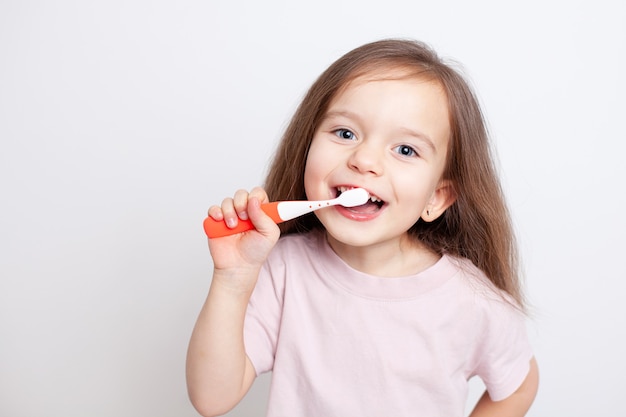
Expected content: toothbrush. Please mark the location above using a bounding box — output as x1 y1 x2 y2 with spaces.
203 188 369 238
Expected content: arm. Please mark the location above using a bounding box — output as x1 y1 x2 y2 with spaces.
186 189 280 417
469 357 539 417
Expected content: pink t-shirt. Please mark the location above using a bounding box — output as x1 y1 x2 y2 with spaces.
244 231 533 417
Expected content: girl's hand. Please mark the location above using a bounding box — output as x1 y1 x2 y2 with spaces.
206 187 280 287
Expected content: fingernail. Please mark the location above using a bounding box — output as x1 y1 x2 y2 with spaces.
239 211 248 220
226 218 236 228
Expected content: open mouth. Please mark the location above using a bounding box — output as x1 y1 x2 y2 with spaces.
336 186 385 212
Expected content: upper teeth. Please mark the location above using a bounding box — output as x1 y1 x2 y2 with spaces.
337 186 382 203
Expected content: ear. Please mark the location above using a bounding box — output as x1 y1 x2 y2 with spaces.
421 180 457 222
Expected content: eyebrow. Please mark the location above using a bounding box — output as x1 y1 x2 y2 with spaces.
397 126 437 154
323 110 438 154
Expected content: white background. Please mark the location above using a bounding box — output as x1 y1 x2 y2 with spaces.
1 1 625 416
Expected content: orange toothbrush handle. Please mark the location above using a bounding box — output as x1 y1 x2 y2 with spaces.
203 202 282 238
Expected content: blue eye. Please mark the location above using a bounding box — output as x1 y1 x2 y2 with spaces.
394 145 418 157
334 129 356 140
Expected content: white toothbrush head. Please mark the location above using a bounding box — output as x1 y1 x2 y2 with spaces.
336 188 369 207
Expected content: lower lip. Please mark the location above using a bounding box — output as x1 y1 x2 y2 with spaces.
334 205 383 221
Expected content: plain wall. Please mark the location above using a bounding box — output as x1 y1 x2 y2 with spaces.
1 0 625 416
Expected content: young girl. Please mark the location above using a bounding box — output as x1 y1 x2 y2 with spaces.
187 39 539 417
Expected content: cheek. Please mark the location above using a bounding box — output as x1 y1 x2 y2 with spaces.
303 146 324 196
391 168 436 204
304 140 330 184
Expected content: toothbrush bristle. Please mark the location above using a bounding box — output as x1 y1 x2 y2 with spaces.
340 188 369 207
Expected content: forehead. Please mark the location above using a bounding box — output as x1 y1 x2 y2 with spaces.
330 65 449 112
343 63 441 90
335 66 450 116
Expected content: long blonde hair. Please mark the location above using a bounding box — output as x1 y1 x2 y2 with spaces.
264 39 524 307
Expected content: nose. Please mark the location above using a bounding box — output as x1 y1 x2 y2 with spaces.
348 144 383 175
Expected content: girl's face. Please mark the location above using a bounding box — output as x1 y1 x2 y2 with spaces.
304 71 455 253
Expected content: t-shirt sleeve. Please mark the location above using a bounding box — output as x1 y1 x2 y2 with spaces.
473 296 534 401
243 254 286 376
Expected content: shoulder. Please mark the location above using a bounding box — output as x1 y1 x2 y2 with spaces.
446 257 529 356
269 230 323 259
448 255 515 301
262 230 327 275
274 230 320 249
254 231 328 308
441 255 525 327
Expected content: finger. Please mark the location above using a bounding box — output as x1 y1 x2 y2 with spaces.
247 197 280 241
249 186 270 204
207 205 224 221
220 197 239 228
232 189 250 220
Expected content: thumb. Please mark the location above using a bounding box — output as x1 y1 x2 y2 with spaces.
247 197 280 240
